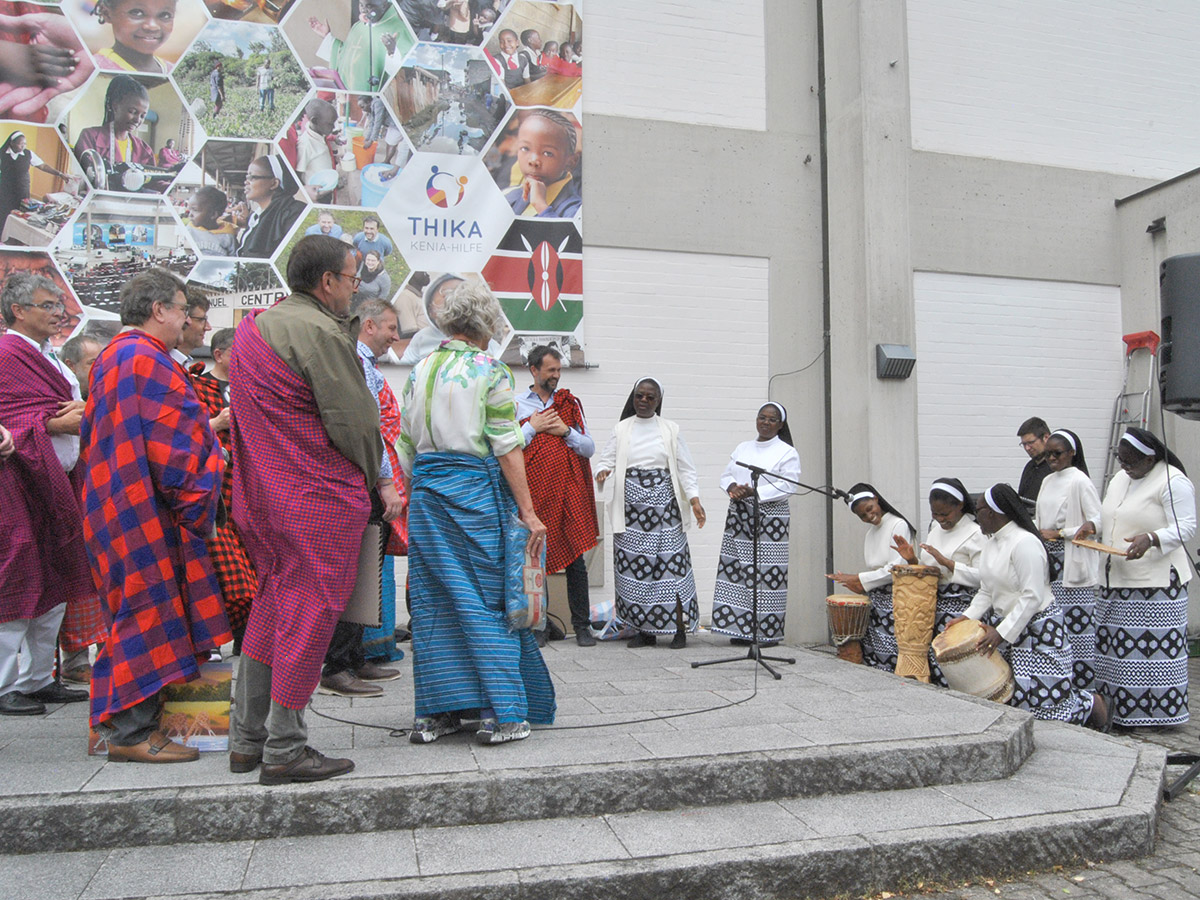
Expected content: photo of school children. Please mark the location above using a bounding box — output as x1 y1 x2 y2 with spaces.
388 42 508 155
63 0 208 75
278 92 412 206
484 108 580 219
172 20 307 138
62 73 197 194
0 125 87 248
484 0 580 109
280 0 415 94
280 206 409 304
398 0 511 45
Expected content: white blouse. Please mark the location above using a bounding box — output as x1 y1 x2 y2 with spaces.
963 522 1053 644
919 515 985 588
858 512 913 591
1035 466 1102 587
719 436 801 503
596 416 700 499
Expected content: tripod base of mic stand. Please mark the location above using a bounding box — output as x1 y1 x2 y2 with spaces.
1165 753 1200 802
691 642 796 680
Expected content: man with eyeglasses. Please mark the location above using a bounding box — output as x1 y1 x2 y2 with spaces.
81 268 231 763
0 272 93 715
1017 416 1053 504
228 235 400 785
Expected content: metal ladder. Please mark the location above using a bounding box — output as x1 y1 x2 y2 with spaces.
1103 330 1160 485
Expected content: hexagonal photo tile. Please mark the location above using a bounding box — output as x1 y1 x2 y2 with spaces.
203 0 294 24
387 42 509 155
484 107 579 220
170 138 286 257
378 150 514 273
0 122 90 249
398 0 513 46
485 0 581 109
0 4 95 125
481 217 582 365
173 20 308 139
61 0 208 76
283 91 411 206
0 249 92 348
51 193 199 320
278 205 408 300
61 73 199 195
280 0 414 94
186 258 286 330
388 269 508 365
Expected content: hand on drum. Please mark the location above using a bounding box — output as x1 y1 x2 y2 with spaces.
975 623 1003 657
827 572 865 595
891 534 919 564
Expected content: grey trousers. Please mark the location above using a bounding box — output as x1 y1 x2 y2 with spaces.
229 655 308 765
103 694 162 746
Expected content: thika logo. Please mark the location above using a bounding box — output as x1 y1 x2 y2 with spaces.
425 166 469 208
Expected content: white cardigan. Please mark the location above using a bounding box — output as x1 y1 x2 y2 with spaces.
963 522 1053 644
1101 462 1195 588
858 512 913 592
596 415 699 535
919 515 985 588
1035 466 1102 587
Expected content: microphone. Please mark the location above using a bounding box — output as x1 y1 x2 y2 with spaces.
734 460 771 475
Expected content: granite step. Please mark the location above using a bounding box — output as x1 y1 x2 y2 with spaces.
4 724 1164 900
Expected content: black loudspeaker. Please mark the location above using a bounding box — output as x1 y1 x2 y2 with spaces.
1159 253 1200 421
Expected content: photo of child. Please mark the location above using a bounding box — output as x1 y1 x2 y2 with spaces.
388 42 508 155
172 20 307 138
486 108 580 219
64 0 208 75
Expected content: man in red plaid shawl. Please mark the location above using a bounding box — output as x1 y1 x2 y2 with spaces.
82 268 230 763
186 324 257 651
228 236 399 785
0 272 93 715
515 345 599 646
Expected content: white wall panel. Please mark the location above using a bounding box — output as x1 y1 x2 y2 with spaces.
908 0 1200 179
914 272 1124 530
587 0 767 130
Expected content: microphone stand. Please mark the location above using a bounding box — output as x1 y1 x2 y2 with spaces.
692 464 846 680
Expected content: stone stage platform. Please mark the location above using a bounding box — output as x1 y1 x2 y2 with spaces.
0 634 1165 900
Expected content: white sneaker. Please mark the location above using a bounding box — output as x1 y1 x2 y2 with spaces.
475 718 531 745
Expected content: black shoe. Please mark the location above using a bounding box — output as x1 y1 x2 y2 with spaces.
0 692 45 716
670 632 687 650
730 637 752 647
25 681 88 704
575 629 597 647
628 632 657 648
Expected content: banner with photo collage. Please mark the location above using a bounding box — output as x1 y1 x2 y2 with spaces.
0 0 583 366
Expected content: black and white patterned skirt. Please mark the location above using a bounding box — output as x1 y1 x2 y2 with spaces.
710 497 790 641
1095 570 1190 727
1046 540 1097 692
861 585 897 672
928 582 976 688
989 605 1093 725
613 468 699 636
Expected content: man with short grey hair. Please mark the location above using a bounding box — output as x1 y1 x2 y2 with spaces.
0 272 92 715
59 334 104 400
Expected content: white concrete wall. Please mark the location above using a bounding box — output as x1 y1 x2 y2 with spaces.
907 0 1200 179
913 271 1124 526
587 0 767 130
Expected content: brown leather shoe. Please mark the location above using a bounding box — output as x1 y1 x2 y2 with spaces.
355 661 402 682
259 746 354 785
229 750 263 773
107 731 199 764
62 665 92 685
318 670 383 697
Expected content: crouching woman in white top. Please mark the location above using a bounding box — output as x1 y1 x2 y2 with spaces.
892 477 985 688
594 378 706 649
829 483 915 672
953 484 1111 729
1034 429 1102 692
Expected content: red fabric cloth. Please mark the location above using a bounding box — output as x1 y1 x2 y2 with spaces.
60 439 107 652
545 56 582 77
520 388 598 573
0 333 93 623
82 331 230 727
378 378 408 555
230 313 370 709
190 368 256 632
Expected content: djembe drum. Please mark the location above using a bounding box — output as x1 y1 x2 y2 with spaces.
890 564 940 682
931 618 1015 703
826 594 870 664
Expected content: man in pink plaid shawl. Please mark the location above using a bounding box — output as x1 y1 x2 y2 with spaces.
0 273 92 716
229 235 398 786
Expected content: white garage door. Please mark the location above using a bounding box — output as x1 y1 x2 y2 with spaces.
914 271 1125 524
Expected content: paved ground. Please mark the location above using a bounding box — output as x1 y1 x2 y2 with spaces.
876 655 1200 900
